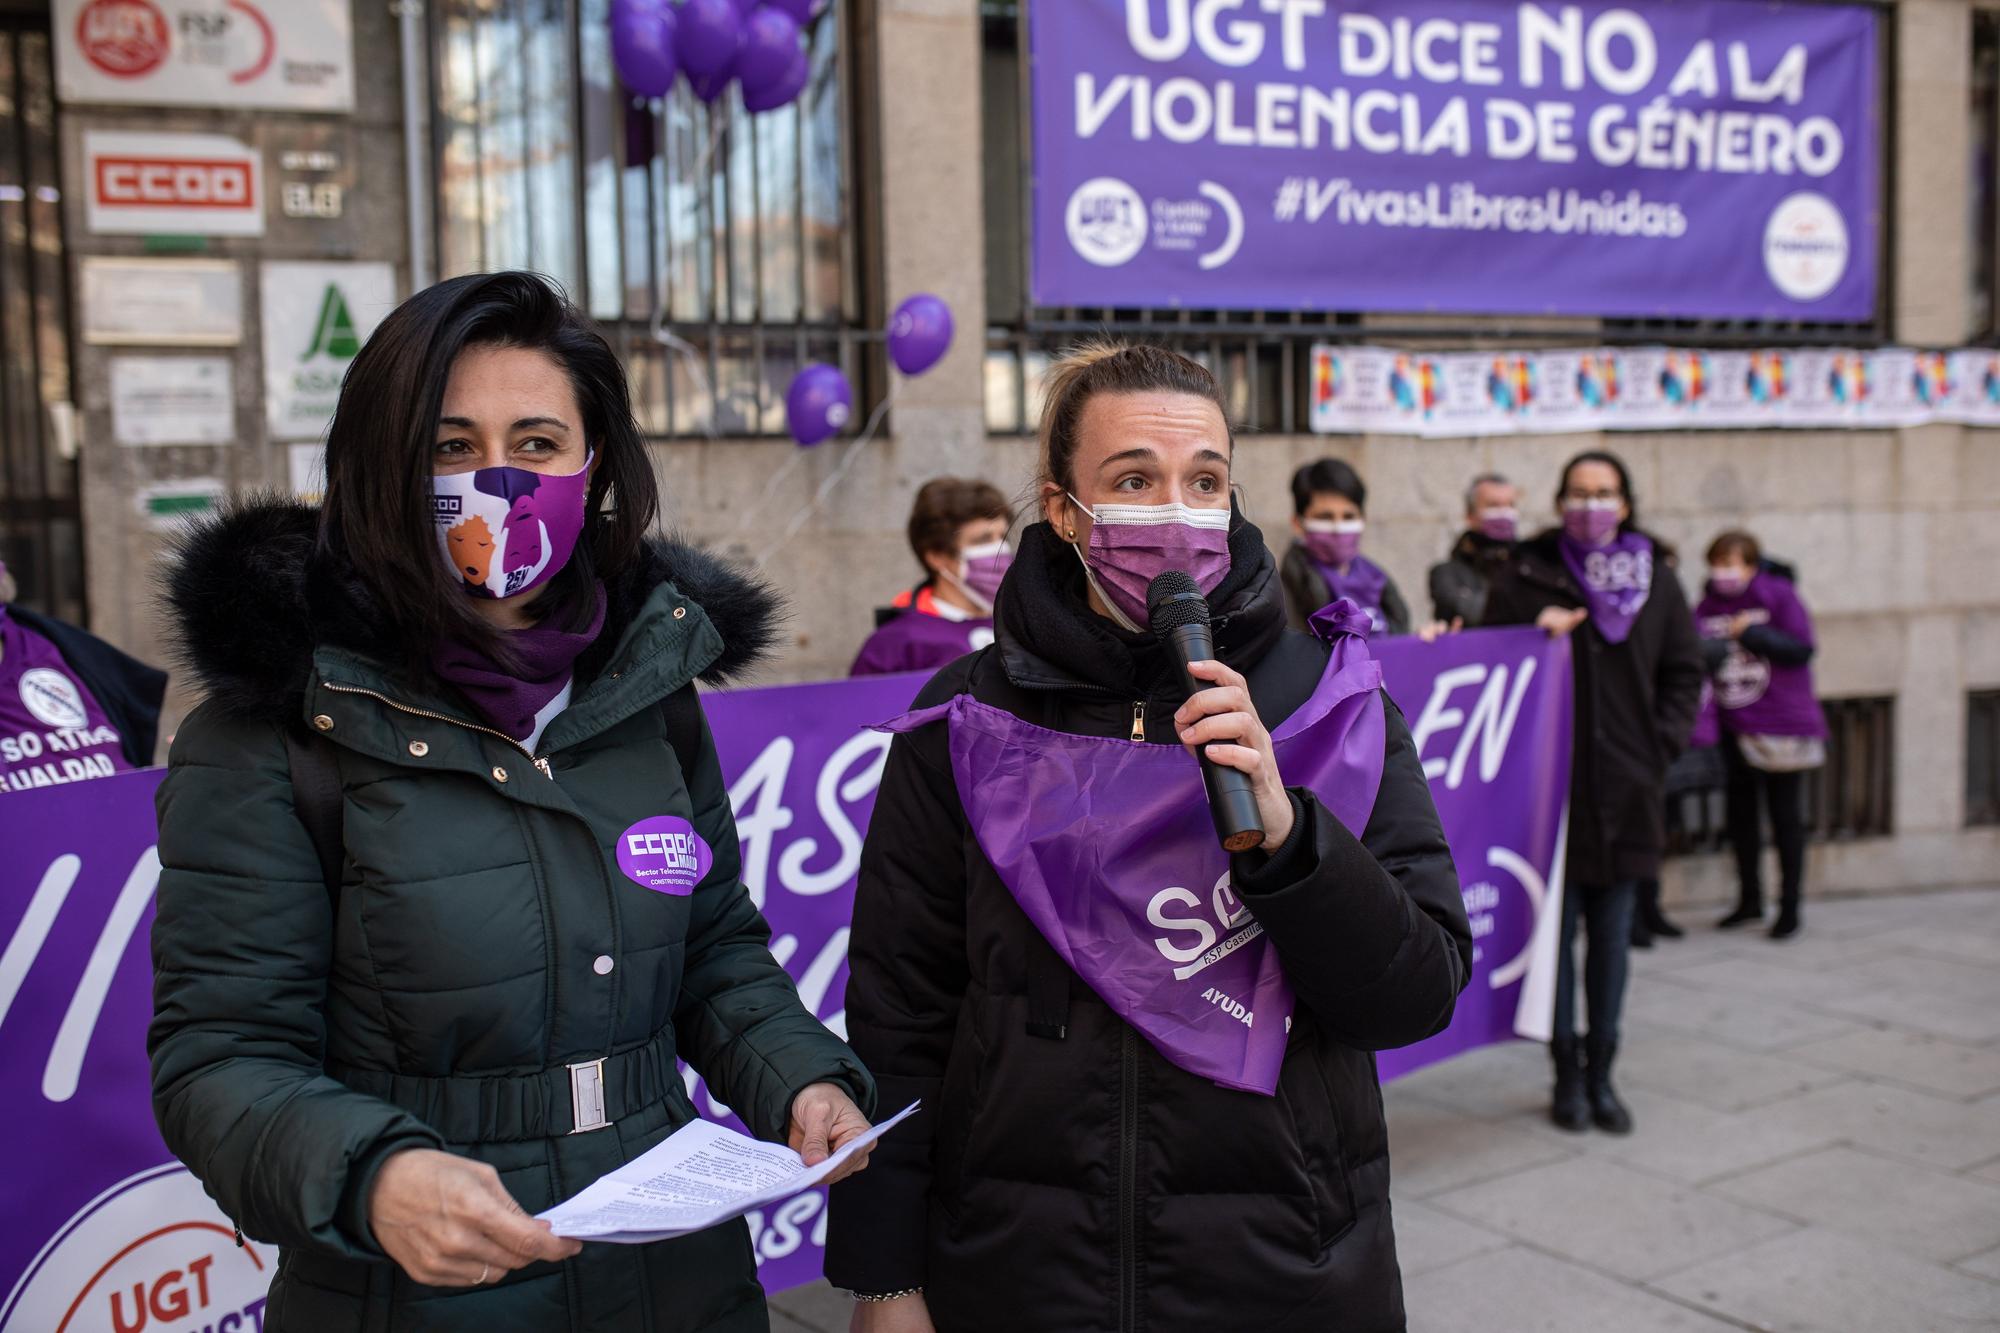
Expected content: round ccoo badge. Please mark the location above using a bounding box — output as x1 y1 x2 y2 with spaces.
616 816 713 896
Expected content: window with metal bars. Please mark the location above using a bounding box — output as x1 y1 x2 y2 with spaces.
0 16 81 623
978 0 1890 438
429 0 876 438
1968 690 2000 827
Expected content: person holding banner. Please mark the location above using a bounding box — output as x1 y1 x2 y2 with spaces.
827 343 1472 1330
1278 457 1416 637
0 558 165 789
148 272 876 1331
1696 531 1827 941
1484 451 1704 1135
851 478 1013 677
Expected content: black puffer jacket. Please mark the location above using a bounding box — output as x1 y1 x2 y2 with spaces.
1483 529 1705 885
826 519 1471 1332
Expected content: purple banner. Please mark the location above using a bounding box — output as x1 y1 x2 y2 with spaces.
1029 0 1879 321
1 627 1569 1311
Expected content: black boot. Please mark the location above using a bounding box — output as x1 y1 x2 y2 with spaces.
1630 915 1654 949
1584 1035 1633 1134
1769 908 1800 941
1638 879 1684 939
1716 902 1762 929
1550 1036 1590 1133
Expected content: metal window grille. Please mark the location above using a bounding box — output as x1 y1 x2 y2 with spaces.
1967 690 2000 827
0 17 81 622
1974 13 2000 340
428 0 877 438
979 0 1893 438
1666 694 1897 855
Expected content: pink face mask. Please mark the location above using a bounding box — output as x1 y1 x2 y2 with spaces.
1708 567 1750 597
1561 499 1623 548
1475 508 1519 542
1302 518 1364 568
954 540 1012 612
1069 496 1232 633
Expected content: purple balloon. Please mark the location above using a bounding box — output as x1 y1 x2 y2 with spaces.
887 293 954 376
677 0 742 78
786 363 852 447
686 64 733 103
733 6 801 98
761 0 821 23
742 44 808 113
610 0 678 98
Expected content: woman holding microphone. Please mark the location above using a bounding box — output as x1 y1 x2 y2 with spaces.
827 343 1471 1331
150 272 875 1331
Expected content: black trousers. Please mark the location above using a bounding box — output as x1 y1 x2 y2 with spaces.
1723 732 1807 914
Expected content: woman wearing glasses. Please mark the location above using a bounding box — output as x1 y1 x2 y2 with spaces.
1484 450 1704 1137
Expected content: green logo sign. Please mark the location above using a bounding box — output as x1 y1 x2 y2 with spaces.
301 283 361 361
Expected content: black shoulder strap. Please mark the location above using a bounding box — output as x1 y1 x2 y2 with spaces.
660 684 704 782
283 726 345 906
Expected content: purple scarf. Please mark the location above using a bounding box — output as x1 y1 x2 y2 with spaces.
434 584 606 742
1695 572 1827 739
1313 554 1390 636
1558 530 1653 645
882 601 1386 1095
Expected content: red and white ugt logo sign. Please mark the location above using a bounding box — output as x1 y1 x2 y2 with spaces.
75 0 170 78
0 1166 270 1333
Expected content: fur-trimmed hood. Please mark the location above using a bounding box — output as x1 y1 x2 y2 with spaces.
160 496 785 722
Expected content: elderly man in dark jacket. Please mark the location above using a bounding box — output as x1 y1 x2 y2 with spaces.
1428 473 1520 628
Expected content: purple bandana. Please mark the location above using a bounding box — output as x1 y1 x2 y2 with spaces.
1559 531 1653 645
1696 572 1827 739
1312 552 1390 637
433 585 606 742
883 601 1386 1095
850 608 993 678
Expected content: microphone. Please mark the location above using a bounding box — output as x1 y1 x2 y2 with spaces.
1147 572 1266 854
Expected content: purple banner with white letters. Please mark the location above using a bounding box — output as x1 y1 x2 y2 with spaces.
0 627 1568 1311
1029 0 1879 320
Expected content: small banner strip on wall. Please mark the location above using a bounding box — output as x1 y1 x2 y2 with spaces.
1310 344 2000 437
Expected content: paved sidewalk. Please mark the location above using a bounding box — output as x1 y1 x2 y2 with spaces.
772 887 2000 1332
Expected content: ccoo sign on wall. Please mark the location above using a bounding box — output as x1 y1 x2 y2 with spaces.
84 131 263 237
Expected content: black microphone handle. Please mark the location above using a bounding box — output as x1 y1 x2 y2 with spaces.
1165 623 1267 853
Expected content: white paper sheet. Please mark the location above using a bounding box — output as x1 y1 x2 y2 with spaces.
537 1102 918 1244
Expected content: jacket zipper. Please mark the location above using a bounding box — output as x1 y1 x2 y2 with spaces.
1118 1025 1140 1333
322 682 556 780
1129 700 1146 743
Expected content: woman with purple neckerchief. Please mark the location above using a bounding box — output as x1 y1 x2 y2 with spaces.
827 343 1470 1331
1694 530 1827 942
851 478 1013 678
1484 450 1705 1138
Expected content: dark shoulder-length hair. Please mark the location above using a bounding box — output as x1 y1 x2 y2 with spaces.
319 271 659 671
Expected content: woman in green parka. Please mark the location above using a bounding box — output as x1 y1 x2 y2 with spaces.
149 272 877 1331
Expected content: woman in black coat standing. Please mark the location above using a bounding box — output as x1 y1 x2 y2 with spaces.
1484 451 1704 1136
825 343 1471 1332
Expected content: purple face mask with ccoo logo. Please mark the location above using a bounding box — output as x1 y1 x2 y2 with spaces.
433 454 592 601
1069 496 1231 632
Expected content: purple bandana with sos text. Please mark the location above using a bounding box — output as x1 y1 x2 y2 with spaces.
882 601 1386 1095
1559 530 1654 645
